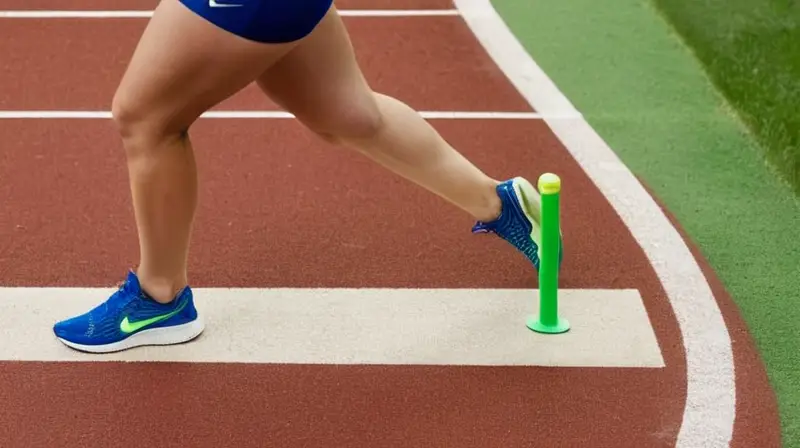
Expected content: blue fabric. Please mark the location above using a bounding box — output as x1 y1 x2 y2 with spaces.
53 271 199 348
179 0 333 43
472 178 564 271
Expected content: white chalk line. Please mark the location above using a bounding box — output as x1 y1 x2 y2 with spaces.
453 0 736 446
0 287 664 367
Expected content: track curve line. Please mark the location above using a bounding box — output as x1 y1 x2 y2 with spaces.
454 0 736 446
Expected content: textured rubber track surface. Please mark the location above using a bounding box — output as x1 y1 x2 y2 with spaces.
0 0 456 11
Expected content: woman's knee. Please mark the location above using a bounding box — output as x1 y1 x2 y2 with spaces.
110 88 190 158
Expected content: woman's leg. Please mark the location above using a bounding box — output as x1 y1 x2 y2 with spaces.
257 9 502 223
53 0 306 353
112 0 298 303
257 7 560 270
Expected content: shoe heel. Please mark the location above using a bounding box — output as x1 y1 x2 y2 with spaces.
512 177 542 232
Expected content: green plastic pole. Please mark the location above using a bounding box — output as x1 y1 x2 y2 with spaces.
527 173 570 334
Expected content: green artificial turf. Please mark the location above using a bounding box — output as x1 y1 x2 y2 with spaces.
491 0 800 444
652 0 800 195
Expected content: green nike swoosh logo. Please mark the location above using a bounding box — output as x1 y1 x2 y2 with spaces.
119 300 188 334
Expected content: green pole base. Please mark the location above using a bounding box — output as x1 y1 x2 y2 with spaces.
526 315 571 334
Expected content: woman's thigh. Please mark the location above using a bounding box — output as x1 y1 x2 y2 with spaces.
255 6 380 138
113 0 332 135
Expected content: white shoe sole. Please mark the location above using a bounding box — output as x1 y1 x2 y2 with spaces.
57 317 205 354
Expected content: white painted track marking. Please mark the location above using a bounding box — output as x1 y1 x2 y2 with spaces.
453 0 736 446
0 10 460 18
0 110 576 120
0 287 662 367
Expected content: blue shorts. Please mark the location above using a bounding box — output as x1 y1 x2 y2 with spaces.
179 0 334 44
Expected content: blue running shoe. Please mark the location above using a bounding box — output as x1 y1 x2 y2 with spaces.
53 270 204 353
472 177 563 271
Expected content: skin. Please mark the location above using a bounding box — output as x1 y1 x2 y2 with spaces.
112 0 502 303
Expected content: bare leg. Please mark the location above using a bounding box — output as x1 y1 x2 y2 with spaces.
111 0 297 302
257 8 502 222
347 93 503 222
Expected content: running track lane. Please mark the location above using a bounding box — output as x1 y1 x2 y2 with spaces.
0 0 455 11
0 119 688 447
0 16 531 112
0 3 780 447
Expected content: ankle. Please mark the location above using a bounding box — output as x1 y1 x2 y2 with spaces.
472 182 502 222
135 270 187 304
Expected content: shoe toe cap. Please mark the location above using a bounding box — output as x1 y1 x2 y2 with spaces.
52 313 92 341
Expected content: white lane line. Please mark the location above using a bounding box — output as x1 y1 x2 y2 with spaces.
0 9 460 18
0 287 663 366
342 9 459 16
454 0 736 446
0 110 577 120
